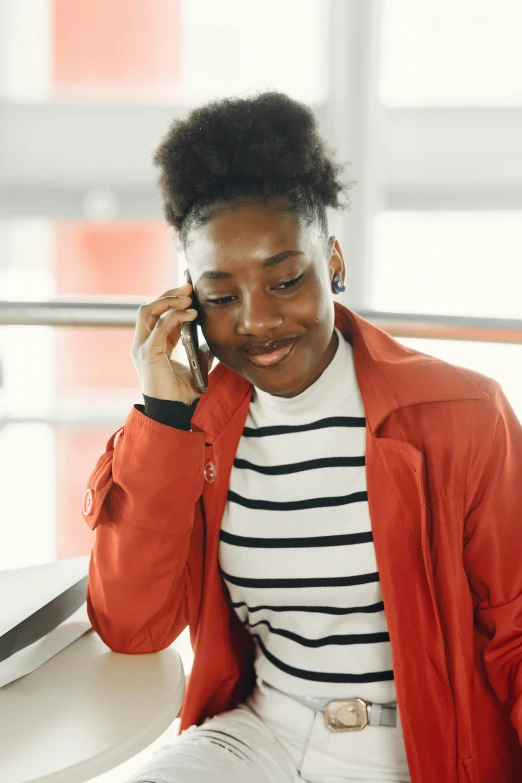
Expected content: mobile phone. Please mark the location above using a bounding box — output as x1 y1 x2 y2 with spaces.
180 268 210 394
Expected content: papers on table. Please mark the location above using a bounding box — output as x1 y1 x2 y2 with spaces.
0 556 92 687
0 603 91 687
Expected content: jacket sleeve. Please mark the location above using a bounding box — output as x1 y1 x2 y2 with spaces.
82 403 207 654
463 378 522 744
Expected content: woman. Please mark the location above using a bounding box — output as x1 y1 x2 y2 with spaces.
83 92 522 783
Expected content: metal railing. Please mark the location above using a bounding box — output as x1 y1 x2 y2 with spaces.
1 299 521 431
1 299 522 344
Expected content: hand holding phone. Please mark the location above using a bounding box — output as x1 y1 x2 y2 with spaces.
131 279 212 405
180 269 211 395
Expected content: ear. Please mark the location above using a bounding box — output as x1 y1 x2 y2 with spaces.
329 237 346 279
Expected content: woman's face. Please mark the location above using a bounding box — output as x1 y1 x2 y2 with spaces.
187 198 346 398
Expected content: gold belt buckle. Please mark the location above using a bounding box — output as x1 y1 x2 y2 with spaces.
325 698 369 731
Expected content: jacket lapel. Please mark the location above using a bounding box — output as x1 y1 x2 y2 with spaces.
336 303 489 433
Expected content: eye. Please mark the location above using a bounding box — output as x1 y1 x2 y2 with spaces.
205 296 233 304
205 274 304 306
276 275 303 290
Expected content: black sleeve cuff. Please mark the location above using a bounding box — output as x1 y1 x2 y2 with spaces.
141 395 200 431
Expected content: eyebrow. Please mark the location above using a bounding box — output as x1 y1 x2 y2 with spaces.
195 249 305 285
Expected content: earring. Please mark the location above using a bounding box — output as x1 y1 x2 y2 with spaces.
333 275 345 294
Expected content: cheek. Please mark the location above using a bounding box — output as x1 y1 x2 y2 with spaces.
200 312 229 350
294 292 331 329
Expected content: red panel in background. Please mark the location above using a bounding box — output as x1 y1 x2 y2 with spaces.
55 327 137 389
53 0 181 89
55 221 173 298
54 221 174 389
54 221 175 557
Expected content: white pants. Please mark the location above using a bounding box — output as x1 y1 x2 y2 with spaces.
124 679 412 783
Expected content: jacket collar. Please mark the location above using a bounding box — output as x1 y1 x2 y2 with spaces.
192 301 489 442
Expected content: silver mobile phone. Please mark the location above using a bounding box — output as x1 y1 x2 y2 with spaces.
179 268 210 394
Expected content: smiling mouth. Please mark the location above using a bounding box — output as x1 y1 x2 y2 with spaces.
242 338 298 368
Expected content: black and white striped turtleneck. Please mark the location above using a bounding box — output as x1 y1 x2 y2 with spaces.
217 327 397 703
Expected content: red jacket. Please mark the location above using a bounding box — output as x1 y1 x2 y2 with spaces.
84 302 522 783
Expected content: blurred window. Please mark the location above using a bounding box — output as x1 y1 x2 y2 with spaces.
2 0 328 103
372 211 522 319
379 0 522 106
0 218 173 569
0 322 139 571
371 209 522 419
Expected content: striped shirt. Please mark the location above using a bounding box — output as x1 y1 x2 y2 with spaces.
218 326 397 703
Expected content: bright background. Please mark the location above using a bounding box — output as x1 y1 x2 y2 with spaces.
1 1 521 780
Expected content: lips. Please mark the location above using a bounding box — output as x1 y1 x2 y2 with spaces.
242 338 298 368
242 338 297 356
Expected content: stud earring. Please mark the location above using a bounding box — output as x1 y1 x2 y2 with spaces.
333 275 345 294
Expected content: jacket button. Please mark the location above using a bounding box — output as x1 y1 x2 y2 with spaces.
203 461 217 483
83 488 94 516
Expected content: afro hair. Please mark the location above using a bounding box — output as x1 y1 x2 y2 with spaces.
152 91 354 248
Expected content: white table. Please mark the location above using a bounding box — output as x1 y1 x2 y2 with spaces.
0 628 185 783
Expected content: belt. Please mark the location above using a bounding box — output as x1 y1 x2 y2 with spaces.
261 682 397 732
324 697 397 732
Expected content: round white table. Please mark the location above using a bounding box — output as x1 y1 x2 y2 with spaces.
0 629 185 783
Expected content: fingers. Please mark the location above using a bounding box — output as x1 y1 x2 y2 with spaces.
141 306 197 360
157 282 193 299
135 285 195 344
152 306 197 335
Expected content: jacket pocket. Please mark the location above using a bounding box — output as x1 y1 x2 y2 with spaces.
81 446 116 530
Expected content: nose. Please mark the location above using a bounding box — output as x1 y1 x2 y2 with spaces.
235 290 283 337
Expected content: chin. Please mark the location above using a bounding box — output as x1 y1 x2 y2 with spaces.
253 370 310 398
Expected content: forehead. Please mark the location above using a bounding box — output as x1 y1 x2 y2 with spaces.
186 200 318 279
